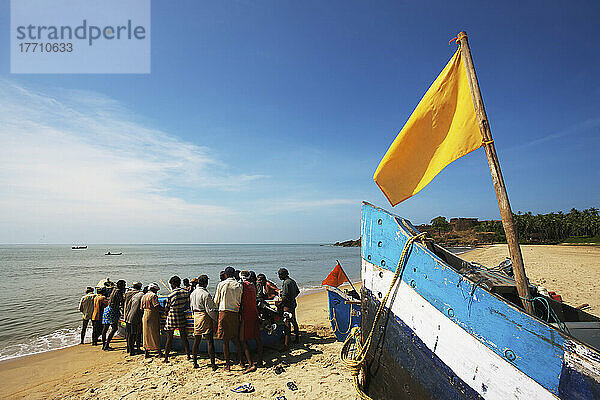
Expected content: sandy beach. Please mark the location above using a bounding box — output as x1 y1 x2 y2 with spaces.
0 283 360 400
1 244 598 400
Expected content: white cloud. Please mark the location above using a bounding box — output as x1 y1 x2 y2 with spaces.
268 198 358 212
515 118 600 149
0 81 264 241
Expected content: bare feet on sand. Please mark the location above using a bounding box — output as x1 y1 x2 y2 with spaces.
243 364 257 374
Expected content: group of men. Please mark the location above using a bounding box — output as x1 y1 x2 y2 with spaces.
78 278 126 352
78 267 300 372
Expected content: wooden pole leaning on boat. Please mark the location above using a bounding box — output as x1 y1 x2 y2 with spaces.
337 259 359 295
456 31 534 315
160 279 172 293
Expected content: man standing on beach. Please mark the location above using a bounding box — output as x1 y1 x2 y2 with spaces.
277 268 300 349
102 279 126 351
214 266 243 371
190 274 218 370
141 283 163 358
78 287 95 344
163 275 191 363
91 288 108 346
124 282 144 356
239 270 263 372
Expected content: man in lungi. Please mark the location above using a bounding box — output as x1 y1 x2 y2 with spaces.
214 266 243 371
141 283 163 358
163 275 191 363
190 274 218 370
239 270 263 372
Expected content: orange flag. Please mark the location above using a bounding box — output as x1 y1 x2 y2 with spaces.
322 262 347 287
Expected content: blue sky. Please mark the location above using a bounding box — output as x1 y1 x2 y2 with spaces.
0 1 598 243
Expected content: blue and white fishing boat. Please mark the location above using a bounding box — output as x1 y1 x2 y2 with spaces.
359 202 600 399
339 31 600 399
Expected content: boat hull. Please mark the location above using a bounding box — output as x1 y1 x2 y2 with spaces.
327 286 361 342
360 202 600 400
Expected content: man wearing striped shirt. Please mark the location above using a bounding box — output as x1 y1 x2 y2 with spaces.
163 275 191 363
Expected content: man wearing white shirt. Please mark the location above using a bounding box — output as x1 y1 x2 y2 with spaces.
190 274 218 370
214 266 243 371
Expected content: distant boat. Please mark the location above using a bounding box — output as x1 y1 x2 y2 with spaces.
71 245 87 249
105 252 122 256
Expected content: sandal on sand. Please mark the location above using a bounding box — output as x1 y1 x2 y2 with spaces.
274 365 285 375
231 383 255 393
276 396 288 400
287 381 298 391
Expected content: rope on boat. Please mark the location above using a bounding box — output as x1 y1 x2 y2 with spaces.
472 262 570 334
529 296 570 334
340 232 427 400
330 305 356 336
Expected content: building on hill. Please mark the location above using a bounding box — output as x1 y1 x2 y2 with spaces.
449 217 478 232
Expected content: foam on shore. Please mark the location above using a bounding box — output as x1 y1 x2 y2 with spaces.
0 326 92 362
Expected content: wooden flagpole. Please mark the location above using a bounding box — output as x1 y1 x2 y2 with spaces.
456 31 534 315
337 259 358 294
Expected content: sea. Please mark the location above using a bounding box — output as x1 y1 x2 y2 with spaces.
0 244 470 362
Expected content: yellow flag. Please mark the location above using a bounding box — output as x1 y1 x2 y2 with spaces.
374 49 482 206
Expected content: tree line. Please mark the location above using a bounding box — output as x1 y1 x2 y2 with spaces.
473 208 600 244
